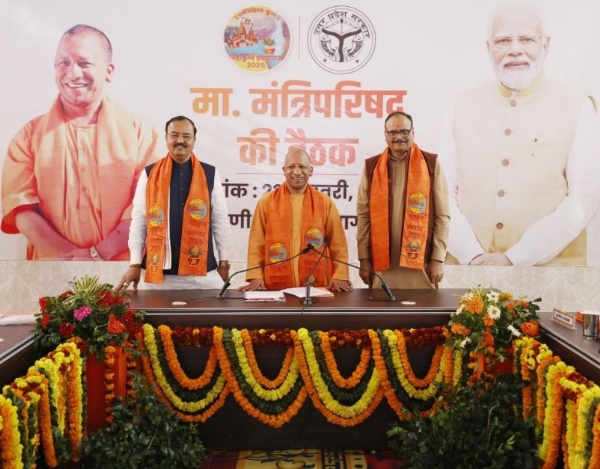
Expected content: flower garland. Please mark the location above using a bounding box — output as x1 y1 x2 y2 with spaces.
140 323 230 422
214 327 307 428
590 404 600 469
369 329 452 419
2 377 40 469
538 361 573 469
0 394 24 469
292 328 384 426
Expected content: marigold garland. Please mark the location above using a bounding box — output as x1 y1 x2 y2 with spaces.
214 327 307 428
140 323 229 422
6 324 600 468
0 394 24 469
292 328 384 426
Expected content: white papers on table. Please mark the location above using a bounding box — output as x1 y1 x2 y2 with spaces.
281 287 334 298
243 290 286 302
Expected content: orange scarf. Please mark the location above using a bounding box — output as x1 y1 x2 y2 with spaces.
369 144 430 271
144 153 210 283
263 184 330 290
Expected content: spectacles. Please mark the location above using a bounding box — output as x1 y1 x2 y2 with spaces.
385 128 412 138
168 133 194 142
491 35 543 52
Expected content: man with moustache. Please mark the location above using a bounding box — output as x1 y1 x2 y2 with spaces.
240 147 352 292
1 24 160 260
438 3 600 266
116 116 231 290
356 112 450 289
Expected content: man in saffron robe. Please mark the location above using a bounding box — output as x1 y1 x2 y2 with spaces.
356 111 450 289
1 24 161 260
240 147 352 292
117 116 231 290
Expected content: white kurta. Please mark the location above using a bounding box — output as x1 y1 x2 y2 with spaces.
438 73 600 266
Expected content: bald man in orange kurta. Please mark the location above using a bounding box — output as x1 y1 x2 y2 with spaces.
1 25 160 260
240 148 352 292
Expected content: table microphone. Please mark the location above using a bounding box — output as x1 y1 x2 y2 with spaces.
302 236 330 306
306 245 396 302
217 244 313 298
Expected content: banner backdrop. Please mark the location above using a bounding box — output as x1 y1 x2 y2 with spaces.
1 0 599 265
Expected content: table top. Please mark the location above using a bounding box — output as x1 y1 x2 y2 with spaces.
128 287 466 329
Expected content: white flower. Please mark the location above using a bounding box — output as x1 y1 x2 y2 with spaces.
486 291 499 303
486 305 501 320
507 324 522 337
459 337 472 349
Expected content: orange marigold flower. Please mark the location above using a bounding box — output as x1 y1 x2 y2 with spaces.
519 320 540 337
482 331 495 350
107 314 126 334
451 323 471 336
505 301 516 311
464 295 484 314
483 315 494 327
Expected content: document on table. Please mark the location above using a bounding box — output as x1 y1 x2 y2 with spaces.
243 290 286 302
282 287 334 298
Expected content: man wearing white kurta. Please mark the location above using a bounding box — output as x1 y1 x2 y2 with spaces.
438 3 600 266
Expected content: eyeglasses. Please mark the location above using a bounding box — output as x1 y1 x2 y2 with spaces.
491 35 543 52
385 128 412 138
167 133 194 142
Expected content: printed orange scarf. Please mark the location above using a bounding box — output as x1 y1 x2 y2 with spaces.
369 144 430 271
144 153 210 283
263 184 329 289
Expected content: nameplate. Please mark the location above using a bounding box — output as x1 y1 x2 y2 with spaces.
552 308 577 330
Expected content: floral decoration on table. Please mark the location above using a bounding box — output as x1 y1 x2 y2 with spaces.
34 275 146 355
445 285 541 375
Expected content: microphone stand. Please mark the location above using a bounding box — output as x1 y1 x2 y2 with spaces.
302 236 330 306
217 245 312 298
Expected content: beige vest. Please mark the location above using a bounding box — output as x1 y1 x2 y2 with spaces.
452 75 587 265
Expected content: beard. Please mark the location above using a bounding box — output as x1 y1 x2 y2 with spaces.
494 58 543 91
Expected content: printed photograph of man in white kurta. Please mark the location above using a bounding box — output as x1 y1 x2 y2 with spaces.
438 2 600 266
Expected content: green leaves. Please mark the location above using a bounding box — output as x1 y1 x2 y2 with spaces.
388 375 540 469
79 374 206 469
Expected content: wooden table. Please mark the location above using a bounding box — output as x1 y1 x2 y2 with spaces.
0 324 36 387
539 312 600 383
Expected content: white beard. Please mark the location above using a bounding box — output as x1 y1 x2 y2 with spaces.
494 59 542 91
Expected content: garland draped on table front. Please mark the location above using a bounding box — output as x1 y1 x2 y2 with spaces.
139 324 453 427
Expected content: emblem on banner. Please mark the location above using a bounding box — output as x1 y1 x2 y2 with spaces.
187 198 207 220
224 6 291 72
408 192 427 214
406 241 421 259
304 228 323 250
148 205 164 227
268 243 288 263
187 247 202 265
307 6 376 74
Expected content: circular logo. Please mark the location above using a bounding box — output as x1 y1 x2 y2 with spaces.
224 6 291 73
408 192 427 214
304 228 323 249
188 198 207 219
148 205 164 227
308 6 376 74
268 243 288 263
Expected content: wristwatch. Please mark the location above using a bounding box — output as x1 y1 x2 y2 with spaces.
219 261 230 269
89 246 101 261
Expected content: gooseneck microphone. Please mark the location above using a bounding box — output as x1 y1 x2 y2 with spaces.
217 244 313 298
306 247 396 302
302 236 330 306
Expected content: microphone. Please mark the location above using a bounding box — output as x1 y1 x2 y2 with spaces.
217 244 312 298
302 236 330 306
306 246 396 302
